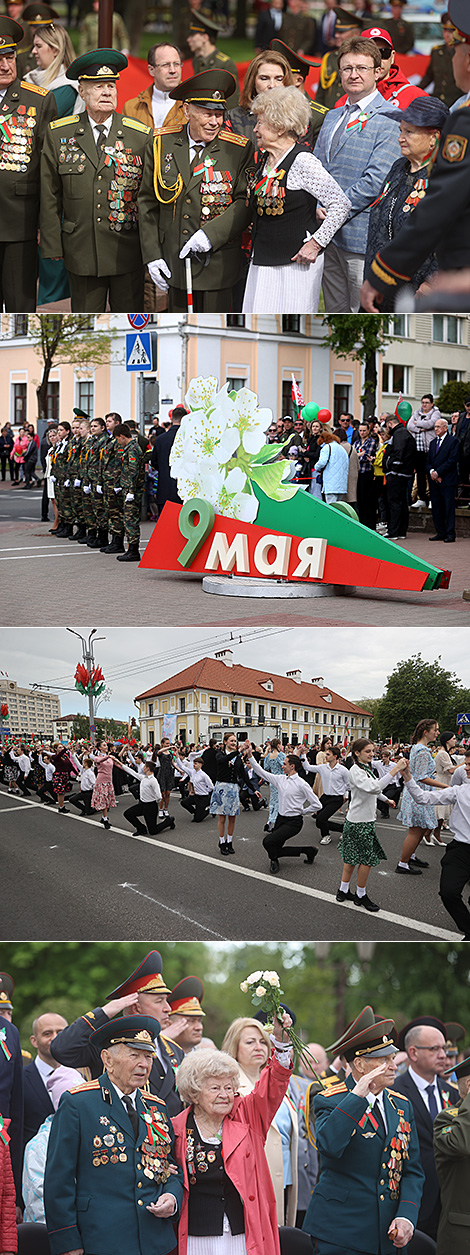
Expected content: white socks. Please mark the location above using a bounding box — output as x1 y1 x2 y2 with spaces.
356 885 366 898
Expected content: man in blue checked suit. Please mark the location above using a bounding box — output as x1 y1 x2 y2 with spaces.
314 34 400 311
303 1007 424 1254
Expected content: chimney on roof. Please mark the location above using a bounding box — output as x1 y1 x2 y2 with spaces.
286 669 301 684
215 648 233 668
311 676 324 687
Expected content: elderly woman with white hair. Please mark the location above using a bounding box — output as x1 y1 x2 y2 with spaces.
243 85 351 313
169 1012 293 1255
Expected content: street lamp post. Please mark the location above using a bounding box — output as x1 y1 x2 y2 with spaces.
66 628 106 746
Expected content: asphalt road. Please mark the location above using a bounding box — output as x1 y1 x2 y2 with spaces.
0 783 461 942
1 484 469 627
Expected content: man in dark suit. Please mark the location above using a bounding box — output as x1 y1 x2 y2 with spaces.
23 1011 68 1146
151 406 186 518
427 418 460 543
392 1014 459 1241
50 951 185 1116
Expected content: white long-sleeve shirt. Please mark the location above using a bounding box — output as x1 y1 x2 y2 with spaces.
174 757 213 796
346 765 395 823
249 757 321 817
405 777 470 845
13 751 31 775
79 766 96 792
118 761 162 804
302 756 349 796
39 755 55 782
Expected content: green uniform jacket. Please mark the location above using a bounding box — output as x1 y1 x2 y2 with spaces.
120 439 145 494
0 76 57 241
87 434 109 486
315 52 344 110
308 100 329 149
101 437 124 488
419 43 461 108
44 1073 183 1255
40 110 153 276
191 48 240 109
68 433 83 480
382 17 415 55
138 123 254 291
434 1092 470 1255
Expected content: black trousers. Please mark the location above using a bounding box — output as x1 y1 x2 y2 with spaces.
38 781 56 804
439 840 470 936
429 481 456 540
315 793 344 837
356 471 376 530
17 770 31 796
168 286 233 313
180 793 211 823
263 814 315 860
386 474 411 537
68 268 145 313
123 799 172 836
0 239 37 310
414 448 430 501
69 789 93 815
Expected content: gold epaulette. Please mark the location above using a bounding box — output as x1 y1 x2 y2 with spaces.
160 1034 179 1048
320 54 337 91
123 116 151 134
311 102 329 115
322 1080 348 1095
70 1079 101 1093
217 52 230 62
385 1088 409 1099
50 114 79 129
21 79 48 95
139 1089 165 1104
155 123 184 136
218 128 249 146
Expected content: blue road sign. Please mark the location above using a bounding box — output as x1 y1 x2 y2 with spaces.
126 331 154 371
457 712 470 724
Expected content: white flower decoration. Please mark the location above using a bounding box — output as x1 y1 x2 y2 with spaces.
240 981 249 993
185 375 220 412
255 986 267 997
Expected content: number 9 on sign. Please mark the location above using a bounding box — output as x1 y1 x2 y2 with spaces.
177 498 215 567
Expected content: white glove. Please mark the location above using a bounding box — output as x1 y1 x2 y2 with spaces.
125 493 134 503
50 475 57 483
113 486 122 495
179 229 211 260
83 485 91 495
74 478 81 487
148 259 171 291
96 485 103 495
64 479 70 487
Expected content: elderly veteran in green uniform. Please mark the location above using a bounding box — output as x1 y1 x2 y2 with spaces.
139 69 254 313
270 38 328 147
187 11 239 109
40 48 153 312
362 0 470 310
113 421 146 563
434 1052 470 1255
302 1007 425 1254
0 14 56 310
44 1014 183 1255
316 7 362 109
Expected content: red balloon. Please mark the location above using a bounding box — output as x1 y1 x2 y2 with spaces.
317 408 332 424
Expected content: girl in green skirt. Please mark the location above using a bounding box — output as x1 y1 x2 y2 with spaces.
336 738 407 912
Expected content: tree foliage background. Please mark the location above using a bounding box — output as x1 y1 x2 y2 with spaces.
30 315 115 421
322 315 393 420
4 942 470 1057
371 653 470 742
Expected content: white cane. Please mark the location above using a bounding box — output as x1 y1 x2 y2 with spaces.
185 256 193 312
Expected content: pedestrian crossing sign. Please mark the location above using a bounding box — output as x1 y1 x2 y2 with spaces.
126 331 154 371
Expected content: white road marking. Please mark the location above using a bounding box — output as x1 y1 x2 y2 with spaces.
119 883 225 939
0 551 92 561
0 788 458 940
0 804 34 813
0 544 83 552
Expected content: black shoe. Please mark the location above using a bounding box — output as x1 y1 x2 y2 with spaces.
303 848 318 864
444 536 455 543
73 525 87 541
77 529 92 544
354 892 380 912
101 534 125 554
86 529 98 546
270 859 280 874
87 532 104 548
395 863 422 875
58 806 69 814
100 817 111 830
336 887 353 902
410 855 429 869
54 524 67 537
117 544 141 562
62 524 74 538
225 841 234 853
263 822 272 832
429 534 445 541
219 842 230 856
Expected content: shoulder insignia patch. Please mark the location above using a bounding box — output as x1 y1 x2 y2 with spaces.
123 117 151 134
155 123 184 136
447 1107 459 1116
217 52 229 62
70 1080 100 1093
139 1089 165 1104
50 114 79 129
442 134 468 163
322 1081 348 1095
312 103 329 115
218 128 249 146
21 80 48 95
386 1089 409 1100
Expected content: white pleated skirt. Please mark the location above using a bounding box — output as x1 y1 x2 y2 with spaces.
187 1233 247 1255
242 256 324 314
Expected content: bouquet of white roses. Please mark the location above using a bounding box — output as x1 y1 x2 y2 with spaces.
240 968 323 1081
169 376 298 524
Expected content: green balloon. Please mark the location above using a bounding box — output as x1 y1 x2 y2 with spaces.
301 402 319 422
397 400 412 422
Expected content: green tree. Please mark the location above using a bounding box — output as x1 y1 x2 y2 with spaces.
322 315 393 420
373 653 461 742
29 315 116 422
357 697 382 739
72 714 91 739
436 379 468 416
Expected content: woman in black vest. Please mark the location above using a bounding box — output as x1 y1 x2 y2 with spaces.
209 732 259 857
243 85 350 314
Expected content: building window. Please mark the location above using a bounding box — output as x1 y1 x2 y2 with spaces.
245 702 252 716
231 700 238 714
13 382 27 425
292 709 297 722
233 717 240 725
226 376 245 392
323 713 328 723
304 711 309 722
46 381 60 422
79 316 95 331
179 697 185 712
382 363 410 394
226 315 245 328
432 368 463 393
148 703 153 717
270 706 277 719
209 697 218 712
13 315 28 336
315 713 320 723
149 730 154 746
433 315 462 344
388 315 409 337
333 382 350 423
78 380 94 418
282 707 288 720
258 704 265 723
282 315 301 334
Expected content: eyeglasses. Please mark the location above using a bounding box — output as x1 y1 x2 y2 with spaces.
340 64 375 75
153 61 181 70
413 1045 446 1053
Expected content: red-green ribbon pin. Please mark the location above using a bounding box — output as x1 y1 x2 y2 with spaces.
0 1115 10 1146
346 110 372 134
0 1028 12 1060
254 168 285 196
193 156 215 181
358 1106 379 1131
142 1111 171 1145
0 115 14 141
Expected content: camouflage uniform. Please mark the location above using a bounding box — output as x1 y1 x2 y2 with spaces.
79 436 95 533
54 436 74 526
101 437 125 540
87 433 109 534
68 433 85 529
120 438 145 547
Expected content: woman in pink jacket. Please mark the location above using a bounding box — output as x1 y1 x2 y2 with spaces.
91 739 116 829
166 1013 293 1255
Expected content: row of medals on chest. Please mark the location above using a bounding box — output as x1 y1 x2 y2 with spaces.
92 1124 168 1177
0 115 35 170
200 170 232 219
387 1123 410 1197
